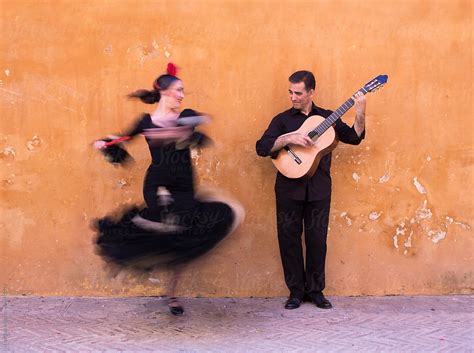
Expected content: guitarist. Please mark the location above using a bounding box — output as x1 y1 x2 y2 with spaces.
255 70 366 310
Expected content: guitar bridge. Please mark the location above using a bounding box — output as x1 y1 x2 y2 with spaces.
284 146 302 165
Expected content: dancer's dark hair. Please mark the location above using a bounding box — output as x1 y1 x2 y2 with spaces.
128 63 180 104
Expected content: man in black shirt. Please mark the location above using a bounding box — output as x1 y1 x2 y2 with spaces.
256 70 366 309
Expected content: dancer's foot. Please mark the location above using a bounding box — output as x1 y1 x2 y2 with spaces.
168 297 184 316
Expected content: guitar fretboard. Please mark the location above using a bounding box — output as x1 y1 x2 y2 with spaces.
308 87 368 138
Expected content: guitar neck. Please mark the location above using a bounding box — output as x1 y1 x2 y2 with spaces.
308 87 368 138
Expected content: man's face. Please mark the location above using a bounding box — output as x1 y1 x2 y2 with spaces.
288 81 314 111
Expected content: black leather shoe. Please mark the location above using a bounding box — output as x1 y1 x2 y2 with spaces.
284 297 301 310
311 293 332 309
169 305 184 316
168 297 184 316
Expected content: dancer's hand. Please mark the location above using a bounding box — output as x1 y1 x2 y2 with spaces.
93 140 106 149
94 135 122 149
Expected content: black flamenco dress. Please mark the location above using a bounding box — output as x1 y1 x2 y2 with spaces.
93 109 236 270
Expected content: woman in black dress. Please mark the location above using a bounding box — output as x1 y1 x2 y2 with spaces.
93 63 244 315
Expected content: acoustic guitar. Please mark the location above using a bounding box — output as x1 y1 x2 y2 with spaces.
272 74 388 179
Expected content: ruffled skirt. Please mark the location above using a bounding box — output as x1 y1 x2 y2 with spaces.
92 199 236 271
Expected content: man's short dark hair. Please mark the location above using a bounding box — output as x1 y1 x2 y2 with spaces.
288 71 316 91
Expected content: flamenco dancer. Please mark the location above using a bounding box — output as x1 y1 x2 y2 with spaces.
92 63 244 315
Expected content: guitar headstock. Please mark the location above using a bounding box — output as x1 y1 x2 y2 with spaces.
363 74 388 93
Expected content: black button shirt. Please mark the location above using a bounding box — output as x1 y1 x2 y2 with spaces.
256 103 365 201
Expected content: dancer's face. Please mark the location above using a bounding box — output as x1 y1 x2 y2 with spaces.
288 81 314 112
162 80 184 109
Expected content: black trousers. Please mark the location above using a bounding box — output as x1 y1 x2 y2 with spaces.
276 194 331 300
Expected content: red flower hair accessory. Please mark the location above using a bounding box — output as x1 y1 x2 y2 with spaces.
167 62 178 76
153 63 178 90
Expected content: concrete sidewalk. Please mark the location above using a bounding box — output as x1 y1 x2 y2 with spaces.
1 295 473 352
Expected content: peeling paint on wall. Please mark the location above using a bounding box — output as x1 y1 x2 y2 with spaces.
164 45 172 59
340 212 353 226
415 200 432 221
413 177 427 194
369 211 382 221
404 230 413 248
190 148 201 165
378 173 390 183
126 40 168 66
26 136 41 151
392 222 416 255
393 222 407 249
389 196 472 252
445 216 471 230
427 230 447 243
1 146 16 159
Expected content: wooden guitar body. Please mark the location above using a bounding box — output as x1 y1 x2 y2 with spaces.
272 115 339 179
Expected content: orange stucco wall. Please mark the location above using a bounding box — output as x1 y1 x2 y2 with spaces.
1 0 472 297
